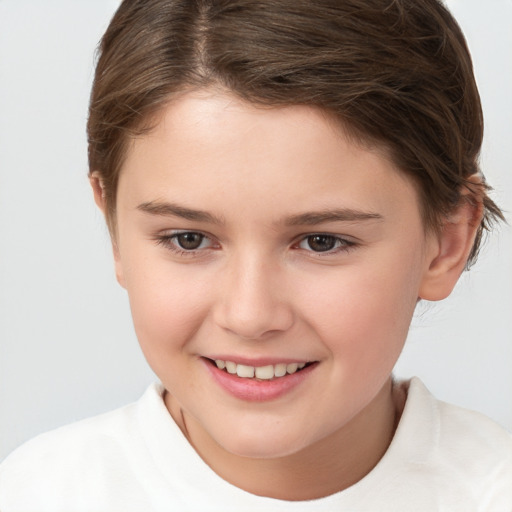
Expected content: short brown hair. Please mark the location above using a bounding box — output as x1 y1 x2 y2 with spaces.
88 0 504 267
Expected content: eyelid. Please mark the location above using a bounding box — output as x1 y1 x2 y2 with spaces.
152 229 359 258
153 229 220 255
157 228 215 241
293 232 359 255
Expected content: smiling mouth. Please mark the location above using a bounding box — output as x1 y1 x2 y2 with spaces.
207 358 314 380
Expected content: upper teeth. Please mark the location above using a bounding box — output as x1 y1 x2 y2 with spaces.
214 360 307 380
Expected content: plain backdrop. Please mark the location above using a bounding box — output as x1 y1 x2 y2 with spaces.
1 0 511 462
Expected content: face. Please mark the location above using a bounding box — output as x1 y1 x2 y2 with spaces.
112 89 437 459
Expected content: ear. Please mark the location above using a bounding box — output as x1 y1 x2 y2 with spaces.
419 193 483 301
89 171 107 213
89 172 126 289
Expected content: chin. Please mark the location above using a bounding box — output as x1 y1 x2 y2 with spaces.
226 440 299 460
214 425 314 460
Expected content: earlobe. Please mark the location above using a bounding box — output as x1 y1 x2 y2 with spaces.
419 198 483 301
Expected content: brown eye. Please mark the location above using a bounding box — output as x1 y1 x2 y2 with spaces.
306 235 338 252
174 232 206 250
297 234 353 254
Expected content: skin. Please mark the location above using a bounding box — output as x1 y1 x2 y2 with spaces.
92 89 480 500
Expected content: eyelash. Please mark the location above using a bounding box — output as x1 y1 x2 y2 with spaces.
154 231 218 257
296 234 357 255
153 231 357 258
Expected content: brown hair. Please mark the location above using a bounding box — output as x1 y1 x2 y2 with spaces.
87 0 504 267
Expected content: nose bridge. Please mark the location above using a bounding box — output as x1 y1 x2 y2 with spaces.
216 248 293 339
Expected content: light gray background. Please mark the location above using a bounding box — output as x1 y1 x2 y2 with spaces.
1 0 511 462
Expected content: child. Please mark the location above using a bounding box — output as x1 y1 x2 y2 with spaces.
1 0 511 510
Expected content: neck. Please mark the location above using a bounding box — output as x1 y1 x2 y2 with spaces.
167 377 399 501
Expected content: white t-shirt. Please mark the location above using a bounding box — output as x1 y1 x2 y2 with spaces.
1 377 511 511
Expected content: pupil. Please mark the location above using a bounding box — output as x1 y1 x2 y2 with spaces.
308 235 336 252
177 233 203 250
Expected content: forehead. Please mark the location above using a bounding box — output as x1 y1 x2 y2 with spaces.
118 90 421 226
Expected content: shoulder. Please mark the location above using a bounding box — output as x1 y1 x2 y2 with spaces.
0 383 164 510
434 384 512 485
406 377 512 458
398 377 512 508
436 393 512 451
1 395 138 468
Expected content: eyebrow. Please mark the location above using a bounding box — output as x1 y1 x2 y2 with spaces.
138 200 383 227
283 209 383 226
137 201 225 225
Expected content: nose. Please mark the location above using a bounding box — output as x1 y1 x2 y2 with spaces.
214 253 294 340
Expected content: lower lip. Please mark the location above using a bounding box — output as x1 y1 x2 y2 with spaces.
202 359 317 402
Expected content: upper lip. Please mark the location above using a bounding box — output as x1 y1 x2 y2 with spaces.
203 355 313 367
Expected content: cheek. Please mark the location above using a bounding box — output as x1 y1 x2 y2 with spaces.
299 255 422 364
121 255 212 359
